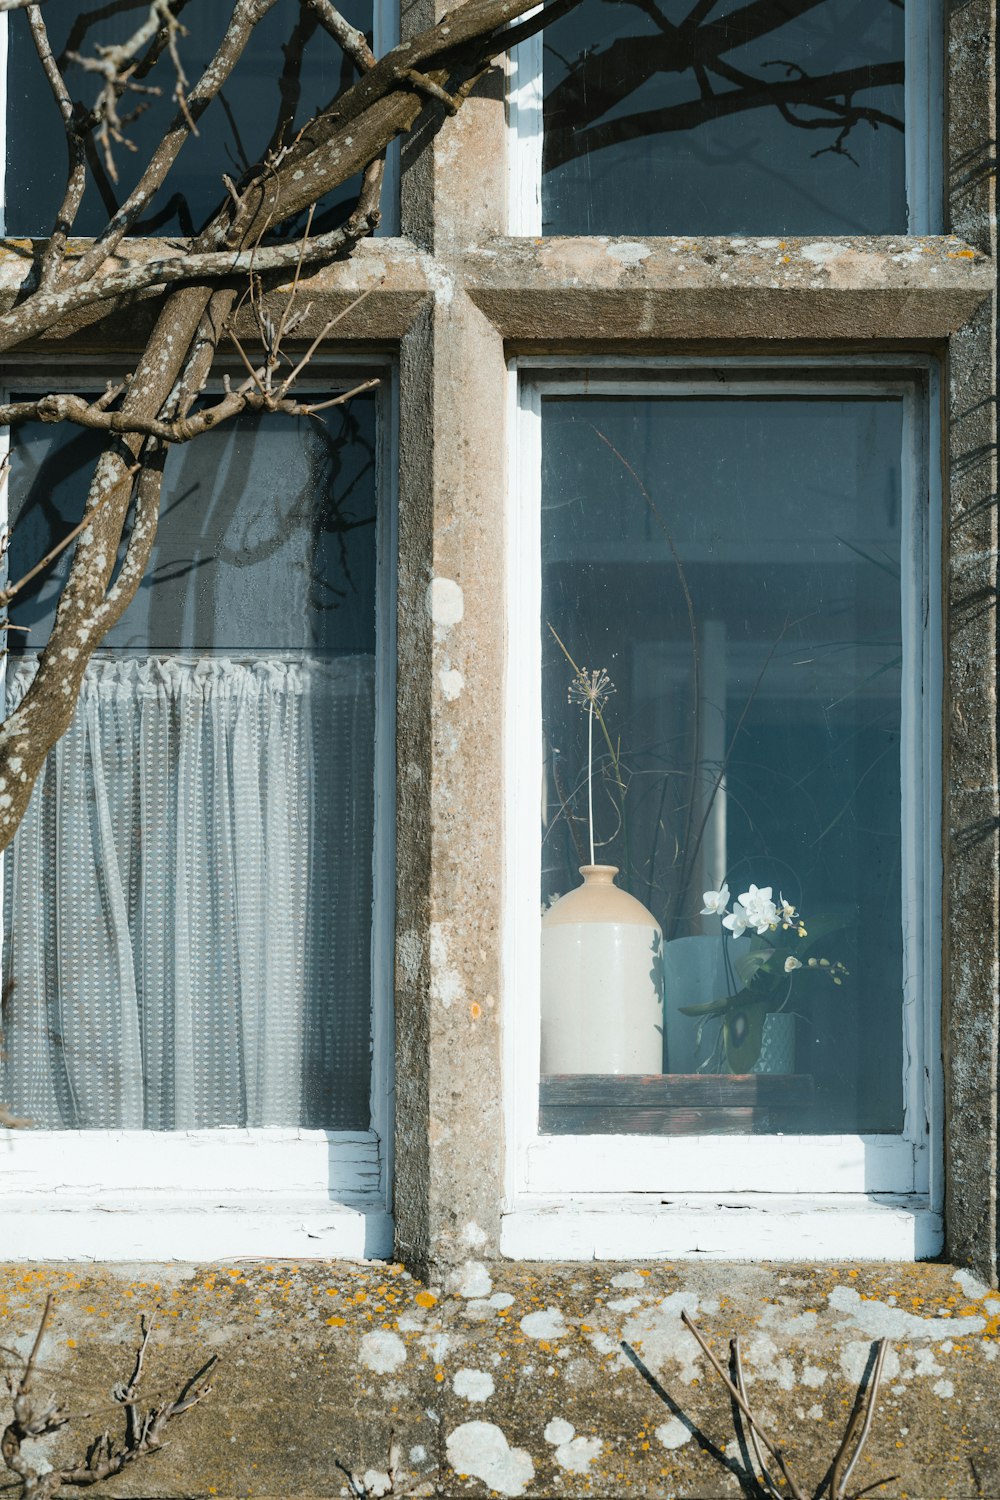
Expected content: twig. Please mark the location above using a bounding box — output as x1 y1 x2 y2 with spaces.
681 1312 807 1500
830 1338 890 1500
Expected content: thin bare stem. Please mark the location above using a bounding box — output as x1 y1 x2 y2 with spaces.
20 1296 54 1395
731 1335 781 1500
831 1339 890 1499
681 1312 808 1500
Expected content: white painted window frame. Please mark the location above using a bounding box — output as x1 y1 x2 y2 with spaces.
0 0 400 237
506 0 944 237
502 354 943 1261
0 357 397 1261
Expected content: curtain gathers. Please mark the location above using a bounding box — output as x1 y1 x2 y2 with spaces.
1 655 375 1131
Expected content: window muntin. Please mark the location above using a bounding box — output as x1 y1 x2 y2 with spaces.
1 381 386 1134
4 0 374 238
511 0 940 237
507 362 940 1199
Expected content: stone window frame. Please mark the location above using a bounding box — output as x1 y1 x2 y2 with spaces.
0 0 994 1281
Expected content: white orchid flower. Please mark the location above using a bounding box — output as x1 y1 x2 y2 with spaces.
737 884 778 935
784 955 803 972
722 902 750 939
778 893 798 928
700 884 730 916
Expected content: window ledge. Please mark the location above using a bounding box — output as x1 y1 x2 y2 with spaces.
0 1195 393 1262
502 1194 942 1262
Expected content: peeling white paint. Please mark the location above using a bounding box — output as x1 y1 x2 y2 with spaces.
520 1306 566 1340
359 1331 406 1373
439 668 464 701
453 1368 495 1402
828 1286 986 1340
446 1422 534 1497
656 1418 691 1451
360 1469 393 1497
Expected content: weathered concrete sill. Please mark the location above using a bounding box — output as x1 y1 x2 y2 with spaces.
0 1260 995 1499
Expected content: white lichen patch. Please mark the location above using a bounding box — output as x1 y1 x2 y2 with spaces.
840 1341 900 1385
800 241 842 264
438 668 464 701
656 1418 692 1451
953 1268 991 1301
359 1331 406 1374
621 1290 702 1383
606 241 651 268
554 1435 602 1473
933 1378 955 1399
427 576 464 630
453 1368 495 1402
802 1364 827 1388
489 1291 515 1310
610 1271 645 1290
544 1419 574 1446
520 1307 566 1340
828 1286 986 1341
397 929 422 986
607 1296 640 1312
448 1260 492 1299
446 1421 534 1498
461 1220 489 1249
744 1333 795 1390
429 922 463 1009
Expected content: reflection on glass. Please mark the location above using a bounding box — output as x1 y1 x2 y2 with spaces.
6 0 371 237
542 0 906 235
540 394 907 1135
1 396 378 1131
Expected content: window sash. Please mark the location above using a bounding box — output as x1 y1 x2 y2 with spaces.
0 362 397 1226
504 357 942 1209
507 0 944 238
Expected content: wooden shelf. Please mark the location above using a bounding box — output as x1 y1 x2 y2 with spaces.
539 1072 815 1136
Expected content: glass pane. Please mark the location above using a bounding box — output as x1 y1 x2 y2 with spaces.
542 0 907 235
539 391 908 1136
1 394 378 1130
6 0 370 237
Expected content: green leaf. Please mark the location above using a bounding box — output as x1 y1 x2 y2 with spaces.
723 1001 769 1072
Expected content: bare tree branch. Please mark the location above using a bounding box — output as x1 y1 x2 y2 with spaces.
1 1300 216 1499
26 6 88 290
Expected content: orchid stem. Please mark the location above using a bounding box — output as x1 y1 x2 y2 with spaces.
587 701 595 866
